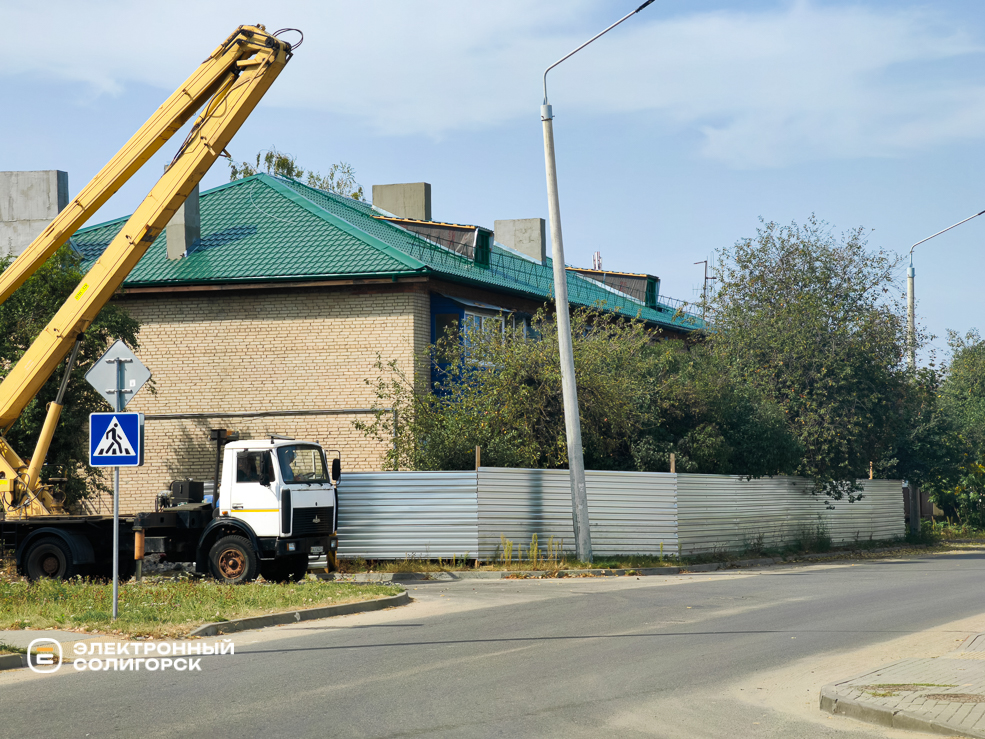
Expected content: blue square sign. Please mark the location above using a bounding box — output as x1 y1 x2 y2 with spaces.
89 413 144 467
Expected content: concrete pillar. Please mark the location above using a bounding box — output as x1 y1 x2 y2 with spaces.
165 184 200 260
0 170 69 258
494 218 546 264
372 183 431 221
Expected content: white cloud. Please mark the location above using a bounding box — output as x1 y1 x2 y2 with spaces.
3 1 985 167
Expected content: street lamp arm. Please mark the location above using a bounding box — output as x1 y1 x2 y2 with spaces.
905 206 985 371
908 208 985 264
542 0 655 105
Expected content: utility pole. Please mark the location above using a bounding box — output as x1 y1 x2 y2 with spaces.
541 0 655 563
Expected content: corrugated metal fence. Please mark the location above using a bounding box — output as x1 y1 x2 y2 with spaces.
336 468 903 560
477 468 677 559
676 475 903 555
337 472 478 559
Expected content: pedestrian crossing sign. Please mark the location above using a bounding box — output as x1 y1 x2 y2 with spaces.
89 413 144 467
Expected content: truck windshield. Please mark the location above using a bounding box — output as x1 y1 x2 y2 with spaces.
276 445 328 483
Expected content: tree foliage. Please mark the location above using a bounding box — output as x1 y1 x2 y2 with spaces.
356 307 799 476
707 217 911 499
228 146 364 200
929 330 985 524
0 245 141 505
358 215 966 504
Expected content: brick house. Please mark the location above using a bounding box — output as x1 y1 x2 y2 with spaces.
70 174 699 513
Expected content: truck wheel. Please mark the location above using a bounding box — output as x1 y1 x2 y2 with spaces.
208 536 258 584
24 537 79 580
260 554 307 583
285 554 309 582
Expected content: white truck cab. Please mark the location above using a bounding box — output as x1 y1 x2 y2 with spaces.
208 438 340 581
133 437 340 583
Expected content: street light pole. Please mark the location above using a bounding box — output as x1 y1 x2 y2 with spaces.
906 208 985 369
541 0 654 563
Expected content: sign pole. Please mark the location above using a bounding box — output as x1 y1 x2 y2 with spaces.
112 358 125 621
108 355 131 621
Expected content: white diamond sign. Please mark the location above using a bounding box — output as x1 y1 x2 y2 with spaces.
85 340 151 410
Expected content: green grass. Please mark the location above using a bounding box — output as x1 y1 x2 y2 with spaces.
0 578 402 638
0 641 26 655
336 532 938 575
927 521 985 541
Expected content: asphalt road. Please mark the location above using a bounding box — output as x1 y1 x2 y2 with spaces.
5 551 985 738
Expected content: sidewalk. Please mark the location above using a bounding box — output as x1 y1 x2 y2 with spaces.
821 633 985 736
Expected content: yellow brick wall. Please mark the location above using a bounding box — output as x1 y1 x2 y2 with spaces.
101 286 429 514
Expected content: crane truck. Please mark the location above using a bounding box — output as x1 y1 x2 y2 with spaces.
0 24 339 583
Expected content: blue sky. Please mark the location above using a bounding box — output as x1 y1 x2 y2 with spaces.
3 0 985 362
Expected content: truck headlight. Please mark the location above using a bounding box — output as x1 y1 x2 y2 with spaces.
287 542 296 552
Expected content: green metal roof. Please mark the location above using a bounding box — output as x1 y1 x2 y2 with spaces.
73 173 701 330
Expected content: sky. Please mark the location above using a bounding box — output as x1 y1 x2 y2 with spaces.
3 0 985 363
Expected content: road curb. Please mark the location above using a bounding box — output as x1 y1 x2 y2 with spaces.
819 684 985 738
188 591 410 637
0 653 26 672
322 544 929 583
323 567 684 582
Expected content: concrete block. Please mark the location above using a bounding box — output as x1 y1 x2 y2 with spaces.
0 170 68 257
165 184 200 260
494 218 546 263
0 654 26 672
372 183 431 221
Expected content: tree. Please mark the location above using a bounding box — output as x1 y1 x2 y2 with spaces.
228 146 364 200
356 306 799 476
928 330 985 524
707 216 911 500
0 245 141 506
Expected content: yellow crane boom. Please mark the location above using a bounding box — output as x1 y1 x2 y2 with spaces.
0 24 294 517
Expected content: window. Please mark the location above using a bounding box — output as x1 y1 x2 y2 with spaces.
236 451 271 484
434 313 459 364
463 311 504 349
277 444 329 483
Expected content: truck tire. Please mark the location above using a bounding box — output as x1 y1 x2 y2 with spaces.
284 554 309 582
260 554 307 583
24 537 81 580
208 536 258 584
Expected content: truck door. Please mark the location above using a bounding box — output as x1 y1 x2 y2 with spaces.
228 450 279 538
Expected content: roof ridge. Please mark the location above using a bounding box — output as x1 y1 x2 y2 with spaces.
73 174 269 235
274 175 380 218
258 175 428 273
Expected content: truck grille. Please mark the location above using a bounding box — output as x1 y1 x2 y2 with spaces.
292 507 334 537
